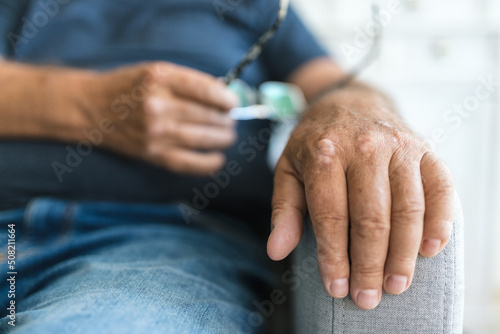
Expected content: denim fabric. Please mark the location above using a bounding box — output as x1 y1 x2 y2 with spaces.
292 193 465 334
0 198 276 334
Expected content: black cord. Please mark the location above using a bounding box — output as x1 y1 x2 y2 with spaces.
309 4 383 106
223 0 290 85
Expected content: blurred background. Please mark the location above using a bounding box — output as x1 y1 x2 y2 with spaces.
292 0 500 332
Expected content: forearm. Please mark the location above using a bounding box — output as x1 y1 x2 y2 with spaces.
0 60 95 142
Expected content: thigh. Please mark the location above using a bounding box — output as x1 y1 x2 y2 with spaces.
0 199 276 334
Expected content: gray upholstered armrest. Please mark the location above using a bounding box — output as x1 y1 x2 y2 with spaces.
292 193 464 334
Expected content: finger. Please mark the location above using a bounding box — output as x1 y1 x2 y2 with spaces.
419 152 454 257
302 139 350 299
168 123 237 150
175 100 236 127
348 137 392 310
148 112 237 150
149 146 226 175
146 97 235 127
167 65 240 110
384 152 425 295
267 156 307 262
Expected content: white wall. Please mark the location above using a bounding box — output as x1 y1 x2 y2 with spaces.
292 0 500 332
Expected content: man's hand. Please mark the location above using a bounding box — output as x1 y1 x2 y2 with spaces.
0 60 239 176
267 84 454 310
87 62 239 175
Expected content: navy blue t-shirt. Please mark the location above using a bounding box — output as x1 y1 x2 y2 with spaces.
0 0 327 226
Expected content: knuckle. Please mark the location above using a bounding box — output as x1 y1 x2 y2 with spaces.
387 254 417 268
272 199 306 217
318 252 349 269
143 63 161 82
316 138 337 157
353 217 390 239
390 128 427 152
272 198 288 212
143 97 162 118
314 212 348 225
428 180 454 198
143 62 170 83
391 130 413 146
303 136 342 164
351 262 385 277
391 205 425 223
356 132 379 155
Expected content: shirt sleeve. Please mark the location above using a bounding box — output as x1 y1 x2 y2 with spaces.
0 1 29 57
262 6 330 82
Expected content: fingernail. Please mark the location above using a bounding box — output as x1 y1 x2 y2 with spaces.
385 275 407 295
330 279 349 298
356 289 379 310
422 238 441 257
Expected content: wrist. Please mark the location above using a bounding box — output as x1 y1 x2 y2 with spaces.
40 68 100 142
305 82 408 131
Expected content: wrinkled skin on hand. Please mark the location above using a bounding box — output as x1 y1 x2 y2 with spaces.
85 62 240 175
268 88 454 310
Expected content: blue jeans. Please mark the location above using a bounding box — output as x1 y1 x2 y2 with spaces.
0 198 276 334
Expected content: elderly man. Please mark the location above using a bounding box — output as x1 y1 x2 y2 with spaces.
0 1 463 333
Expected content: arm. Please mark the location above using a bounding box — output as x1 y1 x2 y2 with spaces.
267 57 455 310
0 59 95 141
0 60 239 175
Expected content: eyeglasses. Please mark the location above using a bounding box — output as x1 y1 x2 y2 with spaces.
222 0 291 85
226 2 383 120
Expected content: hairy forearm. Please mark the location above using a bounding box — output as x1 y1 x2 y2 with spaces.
0 60 95 141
